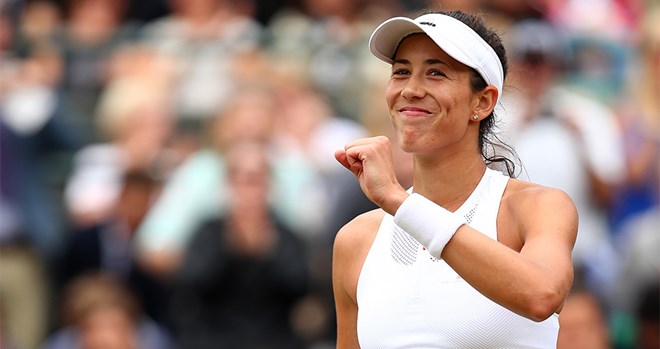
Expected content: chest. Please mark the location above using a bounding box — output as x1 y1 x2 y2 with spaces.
356 222 558 348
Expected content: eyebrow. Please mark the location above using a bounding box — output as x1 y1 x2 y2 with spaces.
392 58 451 67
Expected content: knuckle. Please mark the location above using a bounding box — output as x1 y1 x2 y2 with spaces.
374 135 390 146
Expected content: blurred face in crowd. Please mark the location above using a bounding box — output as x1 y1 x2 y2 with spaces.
69 0 125 27
556 291 610 349
170 0 219 16
516 52 558 99
226 142 271 214
303 0 359 18
278 87 328 144
212 89 276 150
79 306 138 349
124 102 173 148
21 0 61 41
385 34 479 156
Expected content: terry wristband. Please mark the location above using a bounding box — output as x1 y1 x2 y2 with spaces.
393 193 466 258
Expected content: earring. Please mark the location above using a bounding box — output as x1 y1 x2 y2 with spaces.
472 114 479 120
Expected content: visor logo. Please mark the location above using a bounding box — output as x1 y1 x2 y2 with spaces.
419 21 436 27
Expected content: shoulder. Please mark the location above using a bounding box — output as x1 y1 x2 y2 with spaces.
333 209 385 256
503 178 577 213
500 178 578 242
333 209 385 297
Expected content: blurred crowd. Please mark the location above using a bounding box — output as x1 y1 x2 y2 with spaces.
0 0 657 348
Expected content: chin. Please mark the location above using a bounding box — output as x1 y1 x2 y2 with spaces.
397 138 419 153
396 129 422 149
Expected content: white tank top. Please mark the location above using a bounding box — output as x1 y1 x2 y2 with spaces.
356 168 559 348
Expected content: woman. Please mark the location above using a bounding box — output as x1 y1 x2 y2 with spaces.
171 140 309 349
333 10 578 348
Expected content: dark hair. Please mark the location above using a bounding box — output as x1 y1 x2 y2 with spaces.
436 10 520 177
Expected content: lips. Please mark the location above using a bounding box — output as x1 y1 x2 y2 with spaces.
398 106 432 116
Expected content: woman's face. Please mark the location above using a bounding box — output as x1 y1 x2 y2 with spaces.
385 34 478 155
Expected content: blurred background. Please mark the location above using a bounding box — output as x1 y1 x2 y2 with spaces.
0 0 657 348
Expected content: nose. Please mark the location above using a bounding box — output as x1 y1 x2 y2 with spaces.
400 76 426 100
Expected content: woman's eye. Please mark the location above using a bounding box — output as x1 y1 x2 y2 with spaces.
429 69 446 77
392 68 410 76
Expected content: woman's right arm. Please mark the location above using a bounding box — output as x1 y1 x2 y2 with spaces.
333 209 383 349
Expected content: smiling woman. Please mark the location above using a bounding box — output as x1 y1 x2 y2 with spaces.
332 10 578 349
385 33 489 155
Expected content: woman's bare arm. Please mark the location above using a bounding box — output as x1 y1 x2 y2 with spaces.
442 184 578 321
333 210 383 349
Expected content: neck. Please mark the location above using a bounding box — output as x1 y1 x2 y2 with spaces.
411 151 486 211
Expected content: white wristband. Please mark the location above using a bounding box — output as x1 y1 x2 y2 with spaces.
393 193 466 258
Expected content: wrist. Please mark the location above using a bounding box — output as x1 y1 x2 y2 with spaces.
381 188 410 216
393 193 466 258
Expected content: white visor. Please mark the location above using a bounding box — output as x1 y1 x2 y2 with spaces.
369 13 504 102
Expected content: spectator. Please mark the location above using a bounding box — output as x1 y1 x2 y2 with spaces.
64 74 173 229
58 170 171 329
134 82 278 277
265 0 397 122
139 0 263 123
1 7 81 347
606 14 659 347
608 6 659 239
557 280 611 349
12 0 62 56
501 18 625 301
270 76 368 238
42 272 174 349
54 0 139 143
170 140 309 349
134 79 330 277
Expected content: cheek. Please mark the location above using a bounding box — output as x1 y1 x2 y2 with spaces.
384 84 398 111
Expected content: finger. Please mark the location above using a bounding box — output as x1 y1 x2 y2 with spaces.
334 149 350 170
336 149 362 176
345 146 369 173
346 148 361 167
345 152 364 178
339 147 364 176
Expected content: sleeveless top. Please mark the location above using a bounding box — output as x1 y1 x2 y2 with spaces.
356 168 559 348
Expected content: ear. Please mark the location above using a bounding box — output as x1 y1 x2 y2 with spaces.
471 85 499 120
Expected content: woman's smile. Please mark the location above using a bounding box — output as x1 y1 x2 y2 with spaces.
398 106 432 117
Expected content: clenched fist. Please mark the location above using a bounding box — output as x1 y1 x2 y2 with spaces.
334 136 409 215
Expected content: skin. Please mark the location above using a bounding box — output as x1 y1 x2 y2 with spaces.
79 307 138 349
224 141 277 256
556 291 610 349
332 34 578 348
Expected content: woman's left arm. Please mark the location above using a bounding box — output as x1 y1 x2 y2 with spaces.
442 185 578 322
